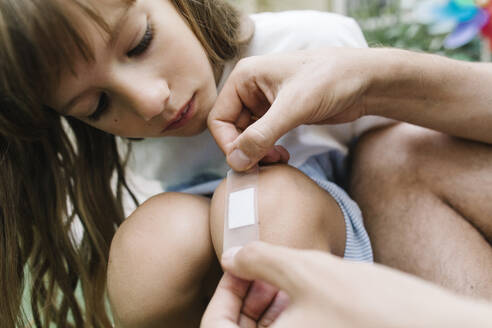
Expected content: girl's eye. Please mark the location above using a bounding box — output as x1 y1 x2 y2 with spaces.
88 93 110 121
127 21 154 57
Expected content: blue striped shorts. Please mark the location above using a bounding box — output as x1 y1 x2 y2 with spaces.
297 151 373 262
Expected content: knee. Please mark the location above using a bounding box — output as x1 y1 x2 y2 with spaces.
210 164 345 257
350 123 444 195
107 192 212 327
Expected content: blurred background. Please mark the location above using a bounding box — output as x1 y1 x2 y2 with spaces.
230 0 490 62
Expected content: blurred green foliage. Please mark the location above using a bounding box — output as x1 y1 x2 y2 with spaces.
363 22 482 61
348 0 482 61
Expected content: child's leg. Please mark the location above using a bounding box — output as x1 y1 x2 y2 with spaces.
107 192 221 328
107 164 350 327
209 164 348 321
210 164 347 260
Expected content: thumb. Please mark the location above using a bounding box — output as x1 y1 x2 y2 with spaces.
200 273 251 328
221 242 305 298
227 95 302 171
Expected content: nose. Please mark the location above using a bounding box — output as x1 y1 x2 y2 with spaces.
113 72 170 121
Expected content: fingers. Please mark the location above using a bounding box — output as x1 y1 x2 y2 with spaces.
238 314 256 328
235 109 253 131
209 58 301 171
226 89 305 170
208 58 272 157
208 68 250 156
276 145 290 163
260 145 290 165
201 273 251 328
259 291 290 327
241 280 279 321
239 282 289 328
221 242 305 297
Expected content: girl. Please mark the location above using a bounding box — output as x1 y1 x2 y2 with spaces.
0 0 390 327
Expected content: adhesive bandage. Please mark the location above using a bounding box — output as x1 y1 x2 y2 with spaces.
223 166 260 252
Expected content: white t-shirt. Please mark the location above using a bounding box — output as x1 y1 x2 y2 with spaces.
124 11 391 209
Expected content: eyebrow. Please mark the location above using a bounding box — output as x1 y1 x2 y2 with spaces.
60 5 134 114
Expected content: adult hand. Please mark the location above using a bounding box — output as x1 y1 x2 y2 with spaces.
209 48 492 169
208 48 374 171
200 273 289 328
201 242 492 328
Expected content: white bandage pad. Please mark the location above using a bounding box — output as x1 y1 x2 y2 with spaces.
228 188 255 229
223 166 260 252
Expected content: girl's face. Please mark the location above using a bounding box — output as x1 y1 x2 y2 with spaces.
49 0 218 138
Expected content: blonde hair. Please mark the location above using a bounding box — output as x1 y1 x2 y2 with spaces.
0 0 243 326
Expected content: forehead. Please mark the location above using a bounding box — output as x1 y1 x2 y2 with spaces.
64 0 134 42
44 0 135 79
48 0 135 104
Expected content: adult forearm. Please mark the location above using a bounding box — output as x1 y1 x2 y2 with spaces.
446 299 492 327
365 48 492 143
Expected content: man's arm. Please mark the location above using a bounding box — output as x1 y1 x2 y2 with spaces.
366 48 492 143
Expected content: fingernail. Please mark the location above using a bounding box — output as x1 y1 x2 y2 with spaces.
222 246 242 265
228 149 251 171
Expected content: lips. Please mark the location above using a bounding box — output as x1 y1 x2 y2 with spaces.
163 94 195 132
175 102 191 121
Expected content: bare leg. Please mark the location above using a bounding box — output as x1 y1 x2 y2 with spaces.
351 123 492 300
210 164 346 258
107 164 348 327
209 164 347 324
107 193 220 328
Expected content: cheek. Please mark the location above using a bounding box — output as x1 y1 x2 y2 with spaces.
84 118 136 137
159 29 214 78
202 85 217 113
163 47 212 81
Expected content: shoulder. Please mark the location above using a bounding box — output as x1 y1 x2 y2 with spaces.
246 10 367 56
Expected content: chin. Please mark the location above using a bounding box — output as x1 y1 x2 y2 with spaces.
185 122 208 136
167 120 208 137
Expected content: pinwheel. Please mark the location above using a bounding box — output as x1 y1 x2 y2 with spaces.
418 0 492 49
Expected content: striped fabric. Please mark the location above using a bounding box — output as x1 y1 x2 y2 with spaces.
298 152 373 262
